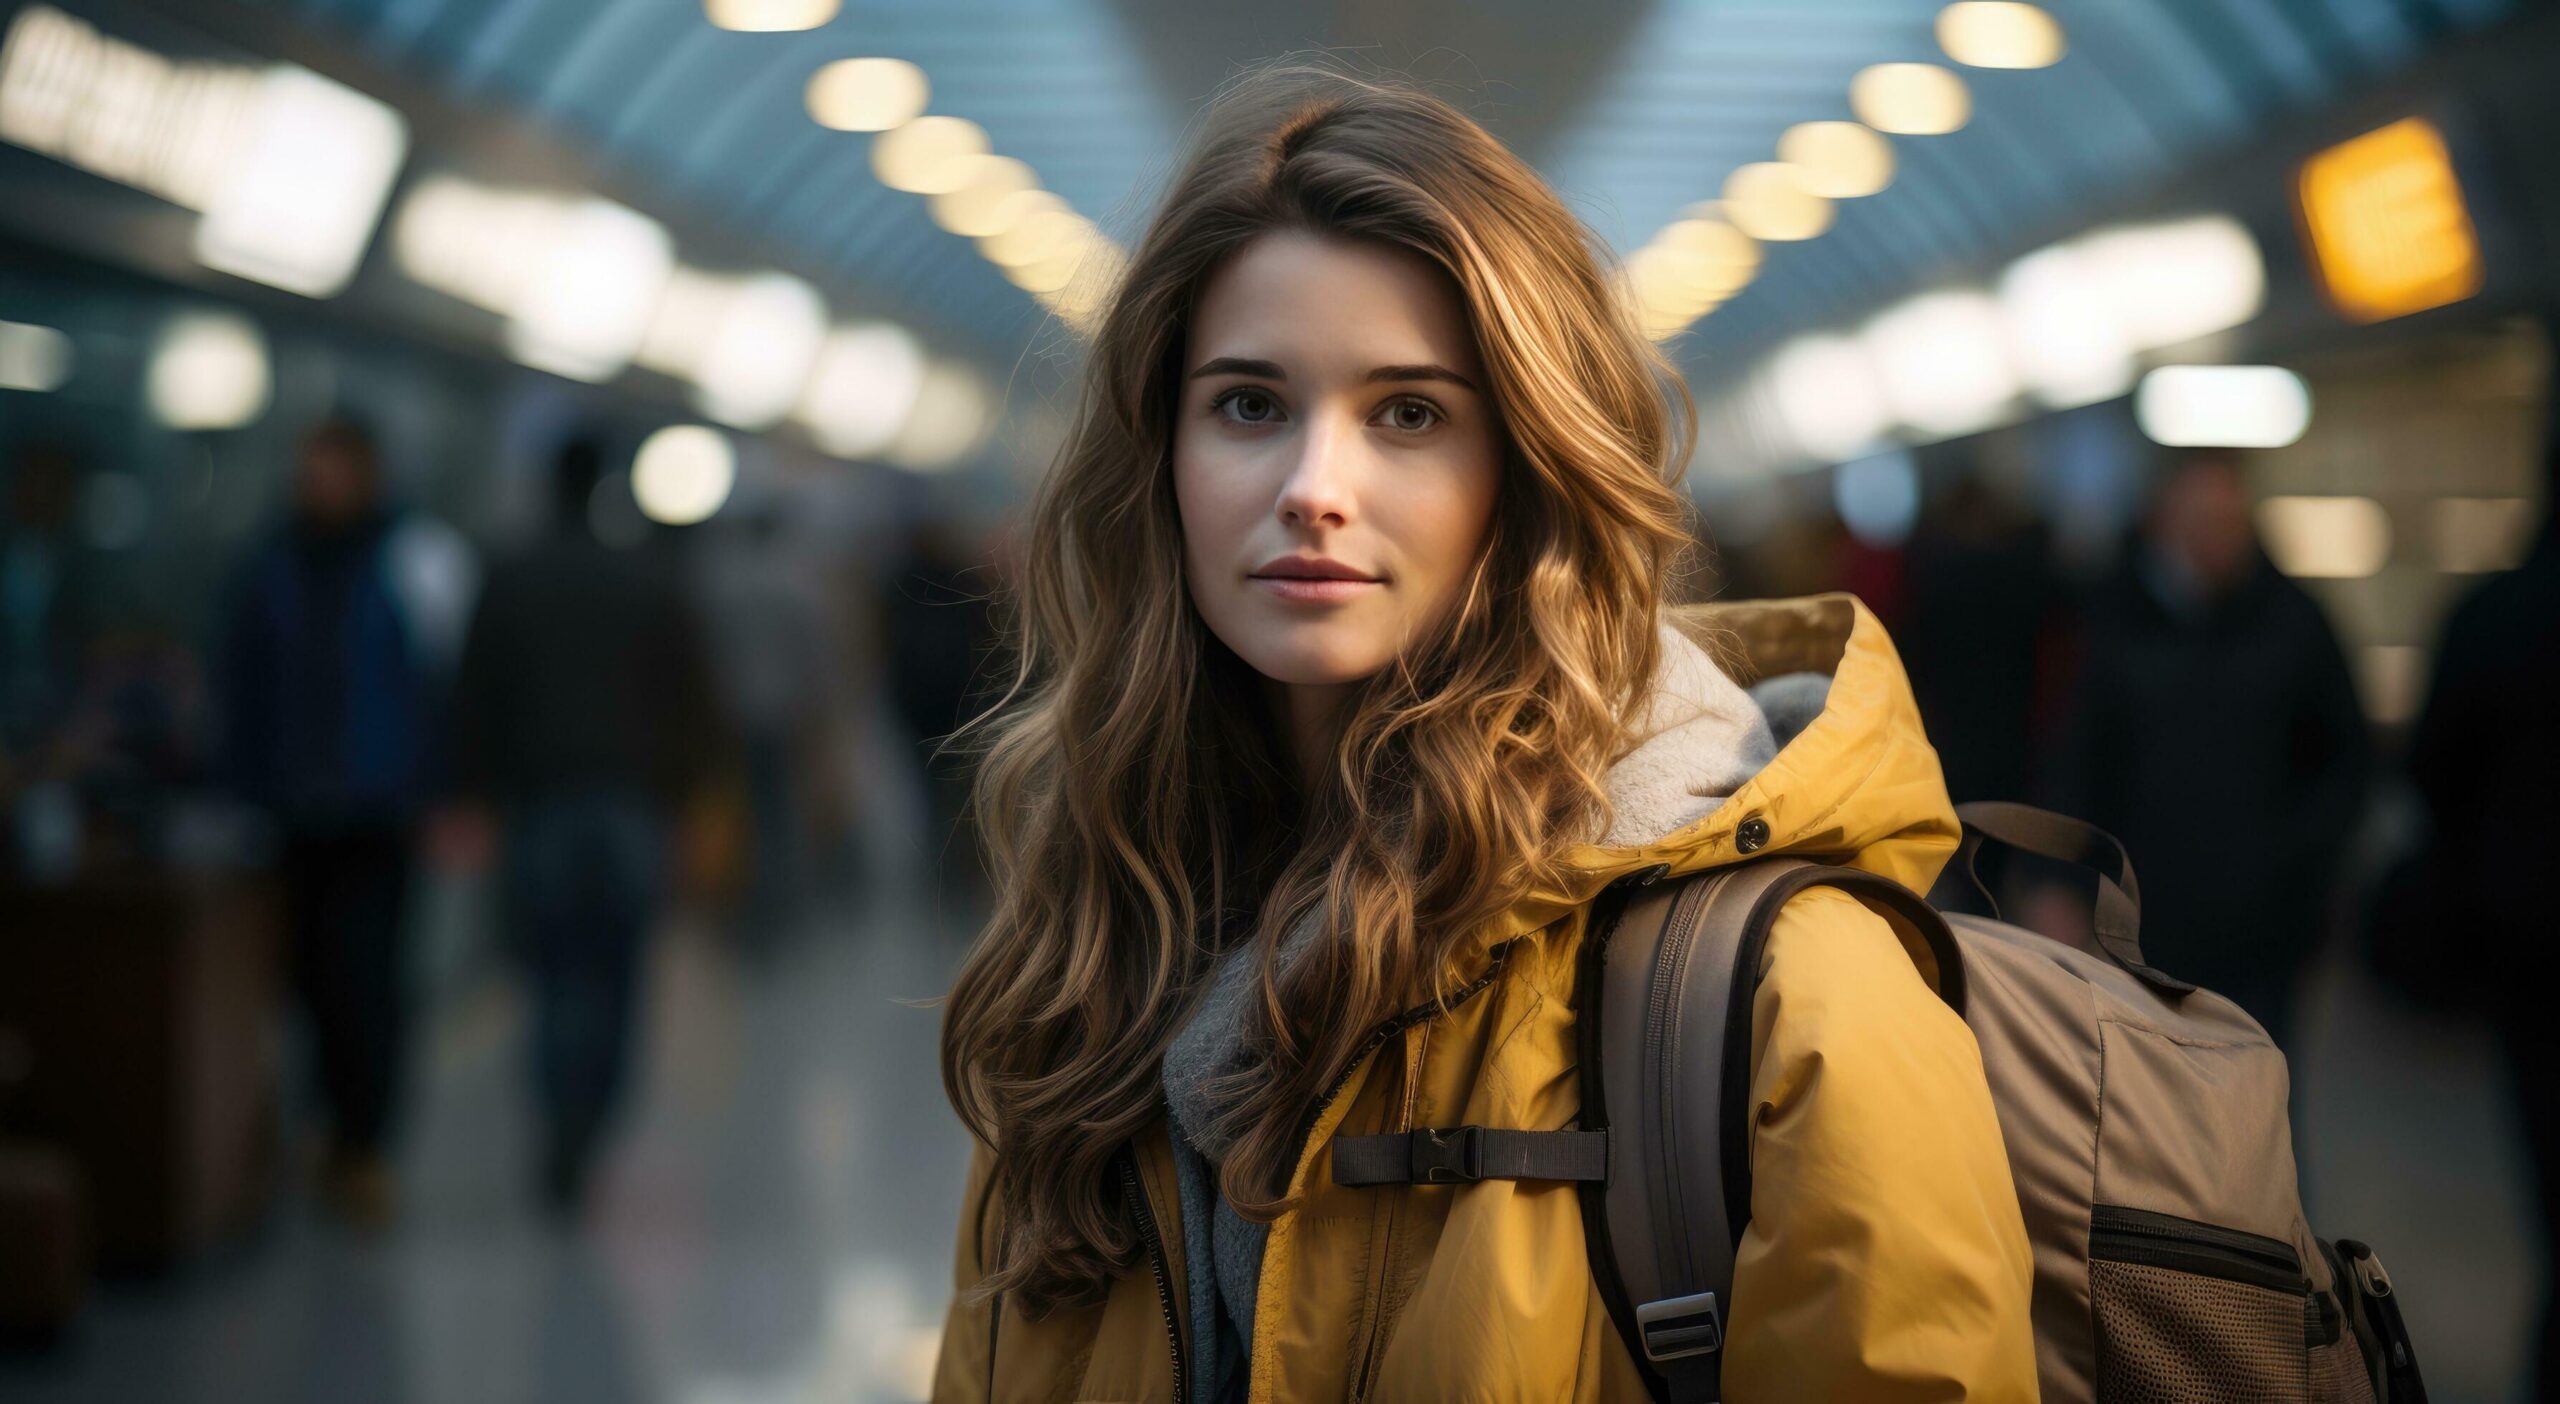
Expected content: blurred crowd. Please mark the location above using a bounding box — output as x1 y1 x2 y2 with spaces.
0 413 1009 1239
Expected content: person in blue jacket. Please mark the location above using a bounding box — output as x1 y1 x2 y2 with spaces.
220 414 434 1230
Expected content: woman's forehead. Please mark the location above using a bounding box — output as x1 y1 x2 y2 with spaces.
1189 230 1482 383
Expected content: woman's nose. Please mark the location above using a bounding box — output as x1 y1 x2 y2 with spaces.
1275 413 1360 528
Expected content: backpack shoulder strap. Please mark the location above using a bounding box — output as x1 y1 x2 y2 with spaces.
1574 857 1964 1404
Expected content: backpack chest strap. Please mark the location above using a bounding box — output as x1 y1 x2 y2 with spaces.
1331 1125 1610 1185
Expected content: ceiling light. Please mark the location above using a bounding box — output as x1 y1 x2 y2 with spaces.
1637 219 1760 311
396 178 676 381
798 322 926 459
690 273 828 429
503 198 675 382
929 156 1039 237
704 0 838 31
805 57 927 132
1777 121 1894 199
146 311 269 430
1936 3 2066 69
1722 162 1833 242
2135 365 2311 448
1862 290 2018 436
192 65 408 298
1770 335 1890 464
884 361 990 472
979 204 1090 267
1661 216 1761 283
632 425 735 525
1850 62 1972 136
871 115 989 195
2075 215 2265 350
1997 244 2136 409
1034 246 1125 332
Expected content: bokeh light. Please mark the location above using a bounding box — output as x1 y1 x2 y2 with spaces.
631 424 737 525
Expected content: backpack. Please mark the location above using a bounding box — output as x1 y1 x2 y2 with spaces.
1328 802 2428 1404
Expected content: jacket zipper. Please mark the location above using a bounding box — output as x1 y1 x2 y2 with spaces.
1265 939 1517 1400
1287 938 1521 1161
1347 1022 1430 1402
1119 1147 1188 1404
2089 1203 2311 1296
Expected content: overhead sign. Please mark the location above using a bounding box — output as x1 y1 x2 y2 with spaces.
2296 116 2483 325
0 4 407 298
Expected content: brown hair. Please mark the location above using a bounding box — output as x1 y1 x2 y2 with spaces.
937 57 1699 1316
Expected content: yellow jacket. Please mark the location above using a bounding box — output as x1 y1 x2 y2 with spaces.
932 594 2039 1402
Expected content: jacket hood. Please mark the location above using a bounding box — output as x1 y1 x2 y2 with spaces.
1473 592 1962 956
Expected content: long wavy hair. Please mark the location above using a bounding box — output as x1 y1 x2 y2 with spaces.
938 58 1701 1317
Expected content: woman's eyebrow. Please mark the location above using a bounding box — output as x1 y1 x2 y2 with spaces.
1186 356 1478 394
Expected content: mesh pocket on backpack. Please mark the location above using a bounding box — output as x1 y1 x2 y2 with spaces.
2308 1331 2380 1404
2090 1204 2316 1404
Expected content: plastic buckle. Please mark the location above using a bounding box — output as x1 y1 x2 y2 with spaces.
1408 1125 1484 1184
1635 1292 1725 1362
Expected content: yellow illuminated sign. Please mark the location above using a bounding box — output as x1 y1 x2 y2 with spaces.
2296 116 2483 324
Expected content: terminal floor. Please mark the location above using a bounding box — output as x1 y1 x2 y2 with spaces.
0 881 2539 1403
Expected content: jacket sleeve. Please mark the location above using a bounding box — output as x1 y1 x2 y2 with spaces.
930 1135 999 1404
1721 885 2040 1403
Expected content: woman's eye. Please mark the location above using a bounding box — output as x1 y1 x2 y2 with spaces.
1381 398 1443 433
1213 388 1281 425
1209 389 1441 433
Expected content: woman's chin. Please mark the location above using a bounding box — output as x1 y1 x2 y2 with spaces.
1235 635 1391 689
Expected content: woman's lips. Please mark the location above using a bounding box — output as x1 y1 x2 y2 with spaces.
1251 575 1382 603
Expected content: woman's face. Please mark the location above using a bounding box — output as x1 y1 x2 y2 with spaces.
1173 230 1504 702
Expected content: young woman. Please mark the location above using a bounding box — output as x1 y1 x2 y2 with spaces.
931 62 2037 1404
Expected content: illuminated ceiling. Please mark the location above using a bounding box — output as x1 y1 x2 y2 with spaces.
241 0 2520 379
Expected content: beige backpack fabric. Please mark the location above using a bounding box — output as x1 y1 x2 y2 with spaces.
1579 801 2426 1403
1336 801 2428 1403
1937 804 2417 1403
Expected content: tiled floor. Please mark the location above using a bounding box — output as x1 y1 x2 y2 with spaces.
0 884 2541 1402
0 868 985 1404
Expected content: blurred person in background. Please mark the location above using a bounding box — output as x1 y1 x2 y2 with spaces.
1894 474 2063 806
697 501 836 950
217 414 435 1229
444 432 725 1215
2370 341 2560 1400
0 443 100 875
881 515 1000 893
2045 446 2370 1056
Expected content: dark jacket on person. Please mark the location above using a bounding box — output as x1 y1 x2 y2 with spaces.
2046 545 2371 1009
448 536 723 812
221 508 431 829
2386 511 2560 1015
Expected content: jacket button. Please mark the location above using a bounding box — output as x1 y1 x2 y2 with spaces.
1735 816 1771 854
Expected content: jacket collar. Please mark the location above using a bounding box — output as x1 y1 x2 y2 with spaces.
1461 592 1961 964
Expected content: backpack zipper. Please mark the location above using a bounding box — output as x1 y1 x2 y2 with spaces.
1119 1147 1188 1403
1642 878 1714 1289
2089 1203 2311 1297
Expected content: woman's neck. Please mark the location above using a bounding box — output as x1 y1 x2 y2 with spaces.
1264 675 1355 792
